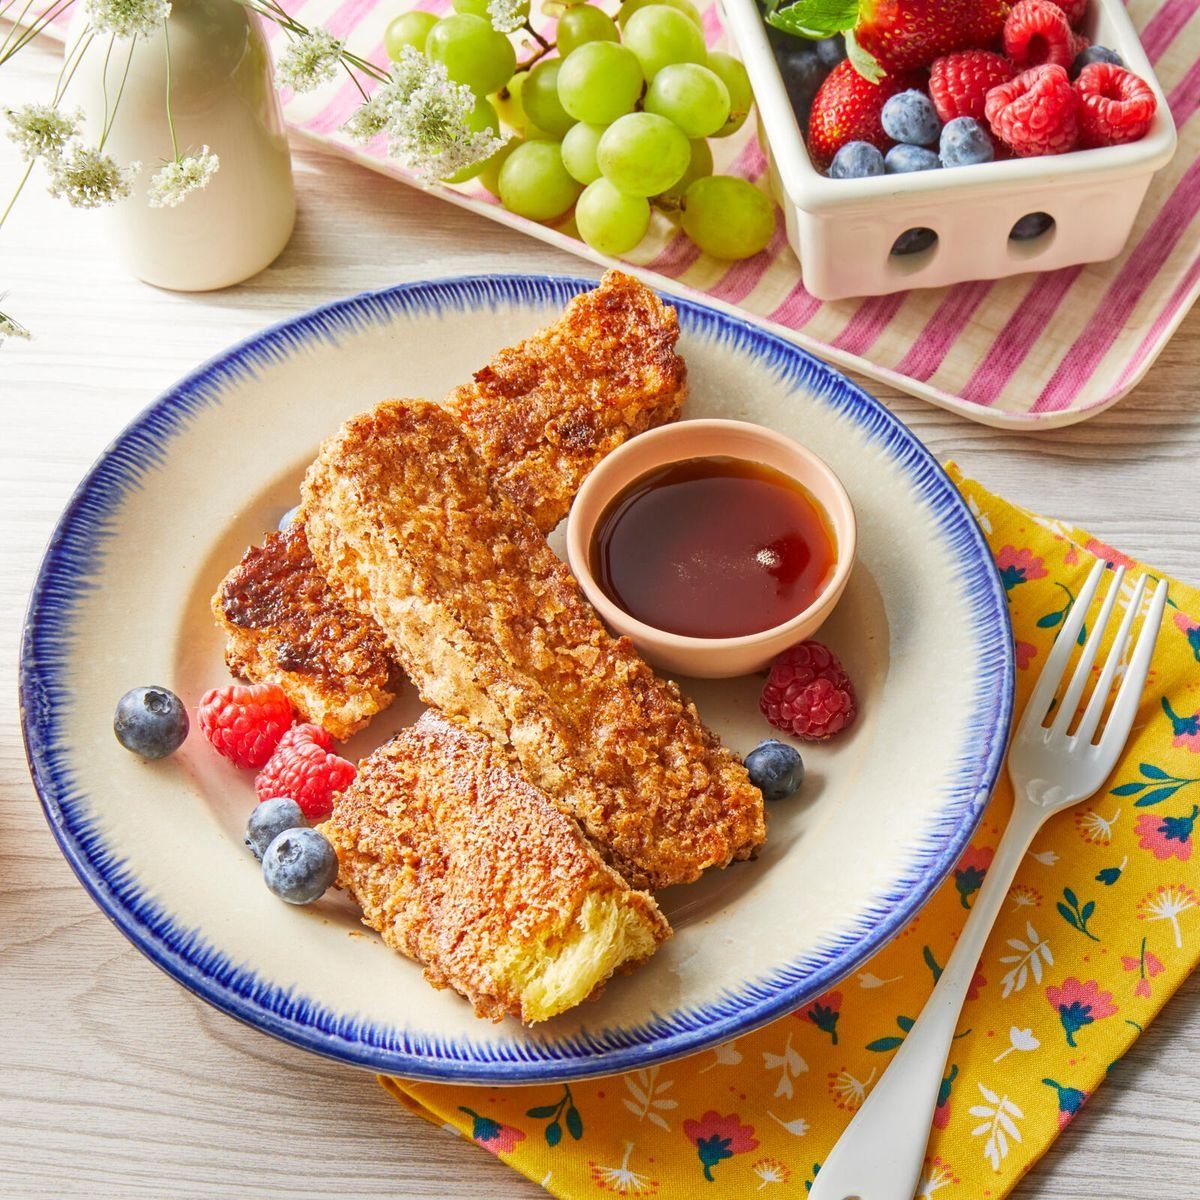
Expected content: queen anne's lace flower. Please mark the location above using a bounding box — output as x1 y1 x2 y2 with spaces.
487 0 526 34
0 311 31 341
343 48 501 183
147 146 220 207
4 104 82 161
276 27 344 93
84 0 171 38
47 144 139 208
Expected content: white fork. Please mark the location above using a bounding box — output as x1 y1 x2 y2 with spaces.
809 559 1169 1200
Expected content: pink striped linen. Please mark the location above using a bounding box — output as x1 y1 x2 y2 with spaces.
15 0 1200 426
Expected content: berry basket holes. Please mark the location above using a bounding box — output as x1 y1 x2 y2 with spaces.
1007 211 1058 259
888 226 939 274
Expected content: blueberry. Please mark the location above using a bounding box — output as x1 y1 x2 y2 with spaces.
1010 211 1055 240
246 797 307 861
829 140 885 178
775 45 828 125
881 90 941 146
886 144 941 173
114 686 189 759
262 827 338 904
745 739 805 801
891 227 937 256
1071 45 1123 79
278 504 301 532
815 35 845 67
939 117 994 167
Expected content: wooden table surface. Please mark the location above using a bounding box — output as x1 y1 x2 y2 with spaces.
4 35 1199 1200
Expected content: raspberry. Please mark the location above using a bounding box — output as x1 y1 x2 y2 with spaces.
760 641 857 741
1075 62 1157 147
1004 0 1075 69
930 51 1016 123
199 682 293 769
986 64 1079 156
1048 0 1087 26
255 723 356 820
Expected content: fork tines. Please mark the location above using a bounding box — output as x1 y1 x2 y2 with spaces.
1021 558 1169 750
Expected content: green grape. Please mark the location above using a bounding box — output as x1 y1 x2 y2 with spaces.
498 139 581 220
523 122 559 140
681 175 773 259
620 4 707 81
575 177 651 255
706 51 752 137
522 59 577 137
479 136 519 196
561 121 606 184
494 70 527 129
453 0 531 16
656 136 711 202
385 10 438 57
556 4 619 56
425 14 516 97
644 63 729 138
617 0 703 29
596 111 690 196
557 43 643 125
442 97 502 183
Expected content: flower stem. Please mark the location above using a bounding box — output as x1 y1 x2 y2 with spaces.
54 24 95 104
0 0 39 58
98 32 117 150
102 33 138 145
0 159 36 233
0 0 76 66
163 17 179 159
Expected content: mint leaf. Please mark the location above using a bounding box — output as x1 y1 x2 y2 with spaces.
766 0 860 39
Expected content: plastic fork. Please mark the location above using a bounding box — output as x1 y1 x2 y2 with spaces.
809 559 1169 1200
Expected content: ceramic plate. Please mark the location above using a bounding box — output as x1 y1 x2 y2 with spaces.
21 274 1013 1083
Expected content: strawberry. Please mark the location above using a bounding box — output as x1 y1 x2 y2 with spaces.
807 59 923 167
767 0 1010 79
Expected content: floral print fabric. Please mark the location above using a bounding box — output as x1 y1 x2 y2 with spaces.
381 466 1200 1199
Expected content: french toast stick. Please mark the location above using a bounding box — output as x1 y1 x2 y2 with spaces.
323 712 669 1023
303 398 766 891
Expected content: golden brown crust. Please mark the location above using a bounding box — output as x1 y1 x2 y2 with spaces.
213 523 397 740
322 712 669 1023
211 271 685 739
445 270 687 532
303 398 766 891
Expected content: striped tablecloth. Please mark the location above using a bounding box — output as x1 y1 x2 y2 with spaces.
17 0 1200 425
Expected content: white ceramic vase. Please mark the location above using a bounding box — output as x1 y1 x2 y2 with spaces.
67 0 296 291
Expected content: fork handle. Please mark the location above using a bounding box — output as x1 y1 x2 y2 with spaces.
808 798 1045 1200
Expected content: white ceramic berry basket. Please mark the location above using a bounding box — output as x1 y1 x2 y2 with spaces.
720 0 1177 300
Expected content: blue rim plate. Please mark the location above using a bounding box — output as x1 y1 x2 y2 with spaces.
20 273 1013 1083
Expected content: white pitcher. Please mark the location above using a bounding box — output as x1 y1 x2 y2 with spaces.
66 0 296 291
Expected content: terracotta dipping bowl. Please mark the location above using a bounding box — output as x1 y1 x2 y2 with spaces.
566 419 857 678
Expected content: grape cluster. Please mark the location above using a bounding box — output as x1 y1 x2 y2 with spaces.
385 0 774 260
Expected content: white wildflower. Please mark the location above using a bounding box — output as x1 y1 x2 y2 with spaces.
147 145 219 207
47 144 139 208
487 0 526 33
4 104 82 162
343 47 501 182
341 46 433 141
276 27 343 93
85 0 171 38
0 311 31 341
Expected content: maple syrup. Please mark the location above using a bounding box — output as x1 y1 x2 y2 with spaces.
590 456 838 639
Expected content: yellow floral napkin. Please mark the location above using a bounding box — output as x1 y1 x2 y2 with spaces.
381 466 1200 1198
